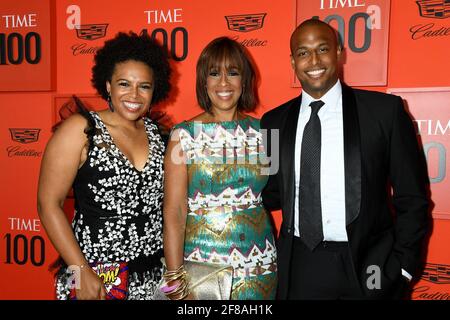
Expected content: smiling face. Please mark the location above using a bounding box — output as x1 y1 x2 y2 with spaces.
290 21 342 99
106 60 154 121
206 61 243 113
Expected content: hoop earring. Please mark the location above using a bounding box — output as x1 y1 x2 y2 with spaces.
107 93 114 112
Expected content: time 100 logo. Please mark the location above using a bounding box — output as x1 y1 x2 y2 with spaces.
312 6 383 53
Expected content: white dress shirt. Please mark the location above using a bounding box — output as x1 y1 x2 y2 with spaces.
294 80 347 241
292 80 412 281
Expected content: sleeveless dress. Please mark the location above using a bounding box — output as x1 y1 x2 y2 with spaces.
173 117 277 300
55 111 164 300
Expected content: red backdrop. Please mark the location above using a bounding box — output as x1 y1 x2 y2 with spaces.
1 0 449 299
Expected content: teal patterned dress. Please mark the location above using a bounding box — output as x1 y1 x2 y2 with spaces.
173 117 277 300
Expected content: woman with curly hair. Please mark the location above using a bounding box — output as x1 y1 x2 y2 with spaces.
37 32 171 300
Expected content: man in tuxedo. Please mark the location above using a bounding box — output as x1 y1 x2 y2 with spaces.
261 19 429 299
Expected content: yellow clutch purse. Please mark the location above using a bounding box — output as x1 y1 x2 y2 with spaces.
153 258 233 300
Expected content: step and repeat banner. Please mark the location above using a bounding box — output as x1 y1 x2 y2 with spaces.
0 0 449 299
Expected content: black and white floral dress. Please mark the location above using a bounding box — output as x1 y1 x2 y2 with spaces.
55 111 164 300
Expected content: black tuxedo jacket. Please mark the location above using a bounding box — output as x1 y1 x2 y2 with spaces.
261 84 429 299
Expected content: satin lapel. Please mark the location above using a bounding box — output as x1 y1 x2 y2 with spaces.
342 85 362 226
281 95 302 231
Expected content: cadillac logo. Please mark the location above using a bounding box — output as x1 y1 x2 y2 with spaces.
75 24 108 40
9 128 41 144
225 13 267 32
417 0 450 19
421 263 450 284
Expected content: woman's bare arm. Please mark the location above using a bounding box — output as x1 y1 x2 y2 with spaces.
37 114 106 299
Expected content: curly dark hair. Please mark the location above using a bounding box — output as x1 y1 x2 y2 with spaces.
92 31 171 105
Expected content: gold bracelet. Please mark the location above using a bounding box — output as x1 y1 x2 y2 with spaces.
166 278 190 300
163 265 187 283
162 264 192 299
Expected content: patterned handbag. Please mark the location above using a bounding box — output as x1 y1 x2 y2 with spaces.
153 258 233 300
69 261 129 300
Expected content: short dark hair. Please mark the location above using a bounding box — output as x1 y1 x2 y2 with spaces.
291 18 343 54
91 32 171 105
196 37 258 112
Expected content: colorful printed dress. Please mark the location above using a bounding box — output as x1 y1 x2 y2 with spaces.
174 117 277 300
54 111 164 300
